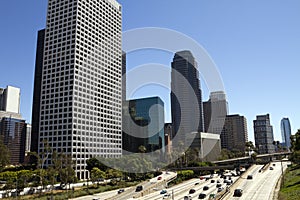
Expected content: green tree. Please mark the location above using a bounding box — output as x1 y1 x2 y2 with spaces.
16 170 32 190
138 145 147 153
86 157 109 172
290 129 300 164
58 153 76 188
0 138 10 171
90 167 106 183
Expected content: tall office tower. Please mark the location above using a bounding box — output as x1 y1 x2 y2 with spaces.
170 50 204 148
26 124 32 153
203 91 228 134
122 51 126 102
221 114 248 152
35 0 122 180
164 123 173 154
31 29 45 154
254 114 275 154
0 117 26 164
0 86 21 114
123 97 165 154
281 118 292 150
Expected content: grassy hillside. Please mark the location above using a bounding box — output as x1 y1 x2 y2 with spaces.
279 164 300 200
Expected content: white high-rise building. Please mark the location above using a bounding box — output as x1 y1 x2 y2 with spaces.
0 86 20 114
38 0 122 179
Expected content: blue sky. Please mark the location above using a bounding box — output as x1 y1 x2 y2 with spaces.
0 0 299 142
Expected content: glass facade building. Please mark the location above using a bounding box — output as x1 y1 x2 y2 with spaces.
123 97 165 154
281 118 292 150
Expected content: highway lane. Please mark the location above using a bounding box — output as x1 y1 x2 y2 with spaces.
139 178 201 200
227 162 289 200
139 173 240 200
108 171 177 200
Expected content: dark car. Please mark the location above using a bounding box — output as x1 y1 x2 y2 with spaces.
198 193 206 199
203 186 209 191
195 182 200 185
216 183 222 188
247 175 253 180
189 189 196 194
211 179 215 183
118 189 125 194
233 189 243 197
270 167 274 170
135 185 143 192
160 189 167 194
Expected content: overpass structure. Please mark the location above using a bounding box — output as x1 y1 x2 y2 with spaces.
212 152 291 165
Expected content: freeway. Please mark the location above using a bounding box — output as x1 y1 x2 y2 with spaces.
224 161 289 200
138 172 239 200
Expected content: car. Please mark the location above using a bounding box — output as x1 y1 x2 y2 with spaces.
259 169 262 173
158 176 162 180
216 183 222 188
247 175 253 179
203 186 209 191
211 179 215 183
195 182 200 185
163 194 171 199
217 187 224 192
160 189 167 194
233 189 243 197
205 177 210 181
217 180 220 183
184 196 192 200
270 167 274 170
135 185 143 192
273 163 276 166
226 181 232 185
118 189 125 194
189 189 196 194
198 193 206 199
200 176 204 180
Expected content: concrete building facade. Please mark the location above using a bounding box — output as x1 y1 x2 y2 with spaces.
254 114 275 154
203 91 228 134
221 114 248 152
0 86 20 114
34 0 123 179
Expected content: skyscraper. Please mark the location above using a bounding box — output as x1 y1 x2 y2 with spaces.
170 50 204 148
281 118 292 150
221 114 248 152
203 91 228 134
254 114 275 154
33 0 122 179
122 97 165 154
0 86 20 114
31 29 45 154
0 116 26 164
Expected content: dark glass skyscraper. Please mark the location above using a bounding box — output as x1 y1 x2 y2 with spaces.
281 118 292 150
122 97 165 153
170 50 204 148
31 29 45 154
